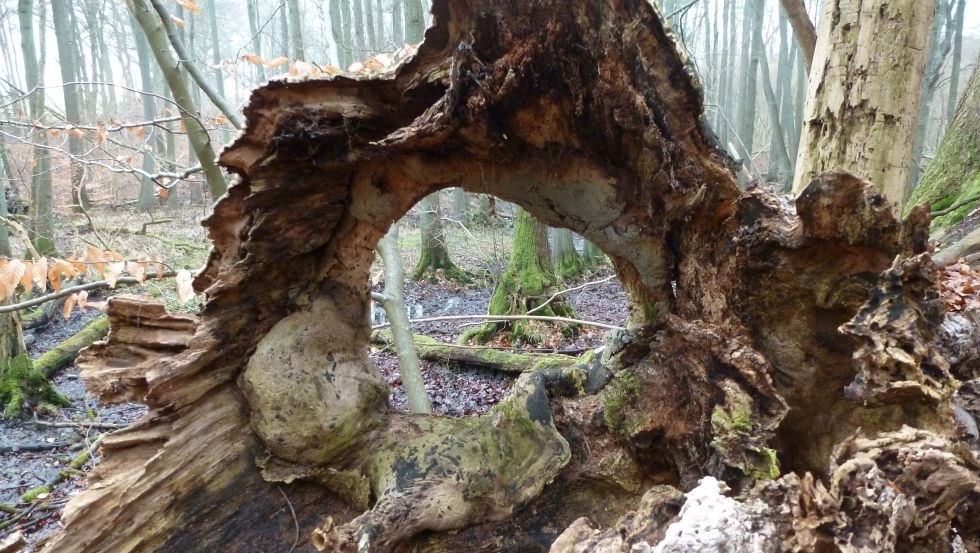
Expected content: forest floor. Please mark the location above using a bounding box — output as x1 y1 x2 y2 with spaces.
0 204 630 547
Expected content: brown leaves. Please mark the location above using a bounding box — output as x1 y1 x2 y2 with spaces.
242 52 266 66
939 262 980 312
0 248 176 318
176 0 201 13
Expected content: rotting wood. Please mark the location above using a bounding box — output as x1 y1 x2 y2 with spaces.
36 0 978 551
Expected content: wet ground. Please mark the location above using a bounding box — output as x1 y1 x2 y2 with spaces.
375 268 628 416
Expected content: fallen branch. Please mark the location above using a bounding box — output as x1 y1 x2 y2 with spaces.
372 313 624 331
372 332 590 374
0 441 75 453
29 419 124 430
0 272 177 313
930 193 980 217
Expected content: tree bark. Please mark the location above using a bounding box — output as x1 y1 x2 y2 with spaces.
791 0 937 214
37 1 978 552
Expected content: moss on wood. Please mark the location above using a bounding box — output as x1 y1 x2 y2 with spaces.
0 352 69 418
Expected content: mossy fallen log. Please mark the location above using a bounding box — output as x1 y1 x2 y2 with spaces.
372 331 589 374
35 316 108 378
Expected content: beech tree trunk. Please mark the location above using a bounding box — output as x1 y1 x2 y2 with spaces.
552 228 584 279
38 1 978 552
791 0 936 214
466 208 575 345
411 192 468 282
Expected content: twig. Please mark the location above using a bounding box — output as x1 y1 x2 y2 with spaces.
373 314 624 331
277 486 299 553
0 271 178 313
29 420 125 430
0 441 75 453
525 275 616 316
139 219 174 234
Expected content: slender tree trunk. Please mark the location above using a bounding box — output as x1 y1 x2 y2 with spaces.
51 0 90 211
364 0 377 52
287 0 304 60
18 0 54 254
412 192 468 283
392 0 404 47
552 228 584 279
778 0 815 73
246 0 267 82
376 224 431 414
777 7 798 177
755 0 792 184
126 0 227 201
736 0 758 164
404 0 425 43
792 0 936 214
134 17 158 212
945 0 966 127
112 1 136 90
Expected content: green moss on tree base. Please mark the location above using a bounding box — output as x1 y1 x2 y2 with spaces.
464 209 577 346
602 370 642 436
0 353 70 418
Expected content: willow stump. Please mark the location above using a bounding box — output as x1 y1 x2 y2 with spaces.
38 1 978 552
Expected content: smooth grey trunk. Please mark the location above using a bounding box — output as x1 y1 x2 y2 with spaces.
376 225 432 414
405 0 425 43
353 0 366 57
908 0 954 193
287 0 305 60
945 0 966 126
755 0 792 184
127 0 227 202
134 22 158 212
18 0 54 253
552 228 584 279
364 0 377 51
112 1 136 90
451 188 468 221
51 0 89 211
246 0 267 82
330 0 348 68
392 0 404 47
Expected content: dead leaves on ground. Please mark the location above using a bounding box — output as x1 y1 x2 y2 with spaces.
0 247 195 320
939 262 980 312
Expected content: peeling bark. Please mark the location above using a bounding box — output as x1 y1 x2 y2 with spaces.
37 1 978 552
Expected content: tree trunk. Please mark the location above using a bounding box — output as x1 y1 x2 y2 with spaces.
287 0 305 60
945 0 966 127
376 225 431 414
37 1 978 552
778 0 815 73
18 0 54 254
127 0 227 201
133 18 158 212
465 208 574 346
907 0 954 194
411 192 468 283
552 228 584 279
404 0 425 43
906 62 980 228
246 0 267 82
51 0 90 211
791 0 937 214
755 0 792 185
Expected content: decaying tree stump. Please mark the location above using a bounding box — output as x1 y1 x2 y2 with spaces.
38 0 978 551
